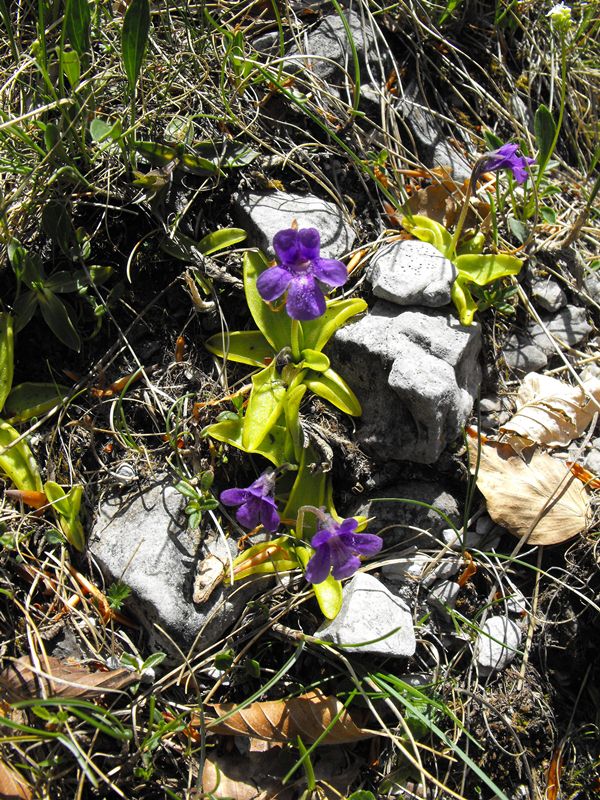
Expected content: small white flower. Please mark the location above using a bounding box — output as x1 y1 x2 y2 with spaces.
547 2 572 33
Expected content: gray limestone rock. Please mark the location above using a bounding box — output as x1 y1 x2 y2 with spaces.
382 553 429 583
368 239 456 307
233 191 355 259
428 580 460 614
505 306 592 373
89 479 246 656
354 481 460 547
396 81 472 181
503 336 549 373
286 12 378 83
529 306 592 354
317 573 416 658
531 278 567 312
330 302 481 463
474 616 522 674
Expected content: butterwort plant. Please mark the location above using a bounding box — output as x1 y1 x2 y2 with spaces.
203 224 366 467
402 140 531 325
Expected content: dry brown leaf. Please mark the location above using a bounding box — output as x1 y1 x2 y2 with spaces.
202 748 296 800
202 743 359 800
207 689 371 744
500 372 600 449
467 428 592 545
0 759 32 800
0 656 137 702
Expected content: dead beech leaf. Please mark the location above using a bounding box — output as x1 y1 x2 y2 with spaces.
500 372 600 449
467 428 591 545
0 759 32 800
202 748 296 800
0 656 137 701
207 689 371 744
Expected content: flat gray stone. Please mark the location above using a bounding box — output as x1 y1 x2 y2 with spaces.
330 302 481 463
354 481 460 547
89 479 246 656
503 336 549 373
396 80 472 181
421 557 461 588
505 306 592 373
317 573 416 658
233 191 355 259
428 580 460 614
368 240 456 307
531 278 567 312
382 553 429 583
286 12 378 82
474 616 522 674
529 306 592 354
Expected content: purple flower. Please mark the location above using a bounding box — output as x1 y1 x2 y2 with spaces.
220 470 280 532
477 143 535 185
304 516 383 584
256 227 348 321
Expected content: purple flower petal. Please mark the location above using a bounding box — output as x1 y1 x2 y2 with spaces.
305 543 332 584
286 274 327 321
259 497 280 532
220 470 280 531
235 498 259 529
298 228 320 261
478 143 534 185
257 266 292 302
305 515 383 585
331 553 361 580
342 532 384 557
312 258 348 288
273 228 299 265
220 488 247 506
337 518 359 536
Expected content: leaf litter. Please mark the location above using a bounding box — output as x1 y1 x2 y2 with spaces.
467 427 592 546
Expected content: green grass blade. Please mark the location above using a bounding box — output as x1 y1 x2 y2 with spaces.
372 673 511 800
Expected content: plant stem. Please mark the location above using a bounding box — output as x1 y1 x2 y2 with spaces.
449 177 475 257
290 319 302 361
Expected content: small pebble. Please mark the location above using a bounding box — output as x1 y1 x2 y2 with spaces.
475 616 522 674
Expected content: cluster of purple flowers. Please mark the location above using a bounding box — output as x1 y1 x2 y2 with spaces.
220 470 382 584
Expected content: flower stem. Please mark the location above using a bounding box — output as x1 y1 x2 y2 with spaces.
290 319 302 362
537 31 568 190
449 175 476 257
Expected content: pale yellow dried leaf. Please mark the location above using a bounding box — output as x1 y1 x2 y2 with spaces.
500 372 600 449
467 429 591 545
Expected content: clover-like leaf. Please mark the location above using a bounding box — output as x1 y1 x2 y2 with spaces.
296 546 343 619
302 297 367 353
38 290 81 352
5 382 70 423
205 416 289 466
403 214 453 258
454 253 523 286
